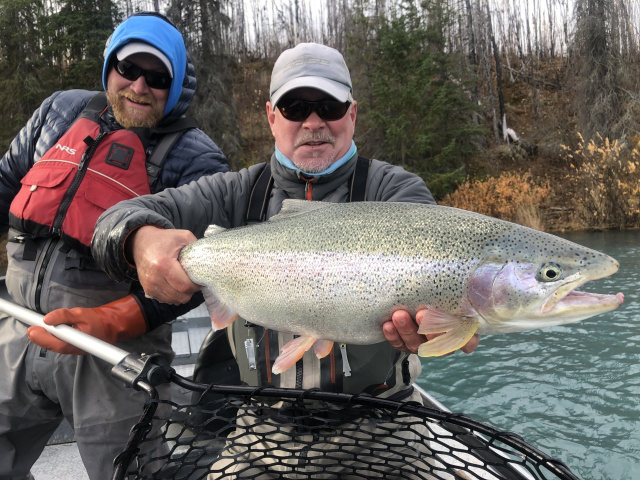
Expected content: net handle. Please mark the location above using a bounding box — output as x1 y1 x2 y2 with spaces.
0 298 130 366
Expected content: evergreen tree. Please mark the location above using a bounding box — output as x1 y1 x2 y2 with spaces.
0 0 47 151
44 0 118 91
167 0 244 168
349 0 483 199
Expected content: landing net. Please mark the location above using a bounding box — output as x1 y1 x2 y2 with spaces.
112 375 579 480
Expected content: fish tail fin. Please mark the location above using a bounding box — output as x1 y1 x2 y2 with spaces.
202 287 238 330
272 336 317 375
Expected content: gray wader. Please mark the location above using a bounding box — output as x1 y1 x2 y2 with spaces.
0 235 174 480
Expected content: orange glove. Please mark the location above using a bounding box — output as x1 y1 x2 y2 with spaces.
27 295 147 355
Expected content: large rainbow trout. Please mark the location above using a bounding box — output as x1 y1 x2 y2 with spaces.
179 200 623 374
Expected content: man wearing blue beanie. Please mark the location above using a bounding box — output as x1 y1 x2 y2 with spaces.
0 12 228 480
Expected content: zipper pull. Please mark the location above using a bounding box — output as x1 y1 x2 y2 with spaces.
302 176 314 200
79 132 106 169
340 344 351 377
78 152 89 170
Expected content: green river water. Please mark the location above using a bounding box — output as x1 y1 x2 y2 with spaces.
417 230 640 480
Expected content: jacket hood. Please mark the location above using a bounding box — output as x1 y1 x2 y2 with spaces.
102 13 196 120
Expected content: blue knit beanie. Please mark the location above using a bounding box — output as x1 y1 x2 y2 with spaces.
102 13 187 116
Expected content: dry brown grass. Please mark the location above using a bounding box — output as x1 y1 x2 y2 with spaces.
561 133 640 230
441 172 551 230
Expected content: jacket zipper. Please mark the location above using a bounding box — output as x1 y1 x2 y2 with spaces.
51 132 106 236
35 132 105 313
34 237 57 314
294 334 303 388
303 177 314 200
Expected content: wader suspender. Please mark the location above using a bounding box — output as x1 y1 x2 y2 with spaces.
144 118 199 189
245 156 372 222
245 163 275 222
81 93 199 190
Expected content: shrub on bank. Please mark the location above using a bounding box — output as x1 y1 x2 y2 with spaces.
441 172 551 231
562 133 640 230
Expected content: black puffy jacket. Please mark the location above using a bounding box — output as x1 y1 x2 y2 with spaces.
0 59 229 326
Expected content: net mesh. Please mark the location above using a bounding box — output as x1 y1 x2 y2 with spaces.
112 375 579 480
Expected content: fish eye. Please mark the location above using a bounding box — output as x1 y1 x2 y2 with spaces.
537 263 562 282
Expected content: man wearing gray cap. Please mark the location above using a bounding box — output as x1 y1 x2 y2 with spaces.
89 42 479 476
0 11 228 480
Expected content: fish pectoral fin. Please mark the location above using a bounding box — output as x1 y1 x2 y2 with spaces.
312 339 334 359
272 336 317 375
202 287 238 330
417 319 480 357
416 306 467 335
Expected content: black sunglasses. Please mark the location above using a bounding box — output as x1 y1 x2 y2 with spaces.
276 98 351 122
113 59 172 90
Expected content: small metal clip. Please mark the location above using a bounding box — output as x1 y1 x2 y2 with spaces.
245 338 256 370
340 344 351 377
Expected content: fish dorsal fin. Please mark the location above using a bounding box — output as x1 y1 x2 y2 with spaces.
204 224 227 237
270 199 332 222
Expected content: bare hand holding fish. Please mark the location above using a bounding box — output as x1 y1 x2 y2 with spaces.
385 310 480 354
130 226 200 305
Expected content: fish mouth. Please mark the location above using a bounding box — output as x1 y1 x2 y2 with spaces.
541 258 622 315
543 289 624 315
541 271 624 315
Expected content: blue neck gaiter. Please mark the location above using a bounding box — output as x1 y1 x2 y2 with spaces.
275 141 357 177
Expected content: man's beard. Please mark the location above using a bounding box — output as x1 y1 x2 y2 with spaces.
107 89 164 129
292 132 336 173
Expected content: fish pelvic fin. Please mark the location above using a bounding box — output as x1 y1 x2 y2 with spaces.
272 336 318 375
417 307 480 357
313 339 334 359
202 287 238 330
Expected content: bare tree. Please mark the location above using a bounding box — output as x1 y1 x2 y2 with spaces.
483 0 507 141
573 0 621 140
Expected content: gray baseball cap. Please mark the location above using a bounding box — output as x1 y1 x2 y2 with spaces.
270 43 353 106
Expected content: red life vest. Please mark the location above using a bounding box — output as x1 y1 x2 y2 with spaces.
9 110 151 254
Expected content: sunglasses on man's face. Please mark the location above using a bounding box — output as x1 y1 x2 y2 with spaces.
276 98 351 122
113 59 172 90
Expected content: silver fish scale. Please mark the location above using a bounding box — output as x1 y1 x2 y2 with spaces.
179 202 618 343
191 203 511 257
